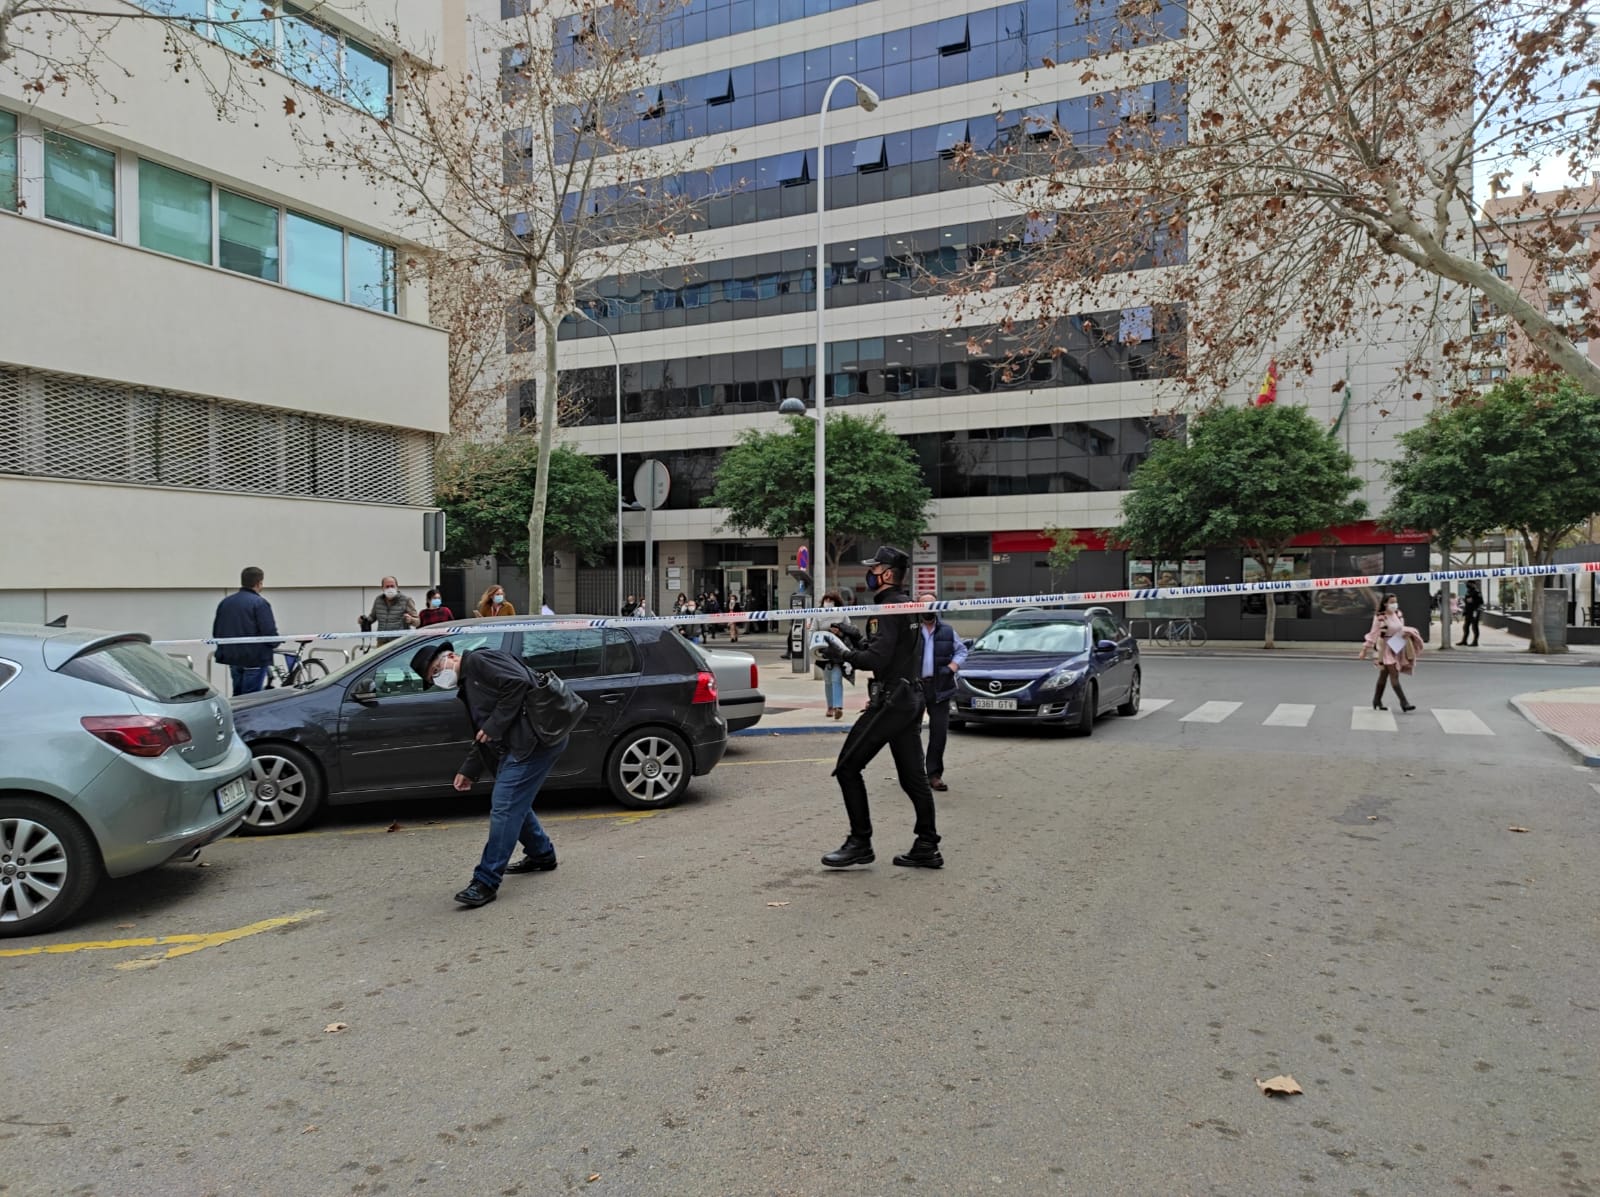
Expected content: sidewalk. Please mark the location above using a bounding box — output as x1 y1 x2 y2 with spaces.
1510 688 1600 767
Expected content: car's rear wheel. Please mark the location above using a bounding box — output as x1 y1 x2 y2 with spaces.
1117 667 1141 717
607 727 692 810
1074 683 1097 737
0 797 101 938
240 743 324 834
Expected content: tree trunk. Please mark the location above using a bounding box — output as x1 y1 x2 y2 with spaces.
1525 532 1549 654
525 308 561 604
1258 550 1278 649
1436 543 1453 652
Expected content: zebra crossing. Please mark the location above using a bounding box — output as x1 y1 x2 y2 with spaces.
1131 698 1498 735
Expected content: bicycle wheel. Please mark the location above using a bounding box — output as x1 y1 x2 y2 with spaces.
1186 622 1207 648
1152 621 1172 647
285 658 329 687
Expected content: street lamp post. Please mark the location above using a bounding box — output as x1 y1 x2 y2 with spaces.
812 73 879 605
575 310 626 617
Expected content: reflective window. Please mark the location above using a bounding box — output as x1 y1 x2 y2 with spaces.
348 234 397 313
139 160 212 263
0 110 16 213
344 38 393 118
285 211 344 300
43 133 116 235
219 190 280 282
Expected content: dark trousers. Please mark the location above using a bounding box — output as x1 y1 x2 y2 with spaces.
472 735 568 889
921 678 950 777
229 665 268 695
1459 610 1481 643
832 687 938 843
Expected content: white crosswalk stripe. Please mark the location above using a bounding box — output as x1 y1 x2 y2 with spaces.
1263 703 1315 727
1180 701 1243 723
1125 698 1173 721
1138 699 1498 735
1351 706 1397 732
1431 708 1495 736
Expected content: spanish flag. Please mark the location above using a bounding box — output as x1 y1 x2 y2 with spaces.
1253 358 1279 407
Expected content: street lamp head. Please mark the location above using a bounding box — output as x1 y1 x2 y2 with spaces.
778 397 808 415
854 83 880 112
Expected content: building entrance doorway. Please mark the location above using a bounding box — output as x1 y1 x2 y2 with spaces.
722 566 779 633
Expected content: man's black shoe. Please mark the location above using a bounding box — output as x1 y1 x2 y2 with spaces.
927 774 948 792
821 836 875 868
454 881 498 907
505 852 558 874
892 838 944 869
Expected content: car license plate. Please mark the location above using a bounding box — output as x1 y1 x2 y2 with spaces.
216 775 250 814
972 697 1017 711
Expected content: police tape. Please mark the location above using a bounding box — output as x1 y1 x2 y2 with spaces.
154 560 1599 649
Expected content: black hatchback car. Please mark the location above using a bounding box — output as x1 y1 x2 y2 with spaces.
229 618 727 833
951 608 1141 735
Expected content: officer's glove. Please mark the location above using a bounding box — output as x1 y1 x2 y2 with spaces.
810 629 849 667
832 622 865 649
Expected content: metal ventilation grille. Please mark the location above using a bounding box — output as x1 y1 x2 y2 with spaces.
0 366 435 505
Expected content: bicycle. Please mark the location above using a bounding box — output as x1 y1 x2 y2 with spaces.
1153 618 1208 647
266 638 330 688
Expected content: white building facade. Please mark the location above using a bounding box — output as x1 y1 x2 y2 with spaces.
0 0 449 646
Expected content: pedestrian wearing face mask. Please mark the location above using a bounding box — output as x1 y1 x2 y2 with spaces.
813 546 942 870
477 585 516 618
818 591 850 720
419 588 454 627
1358 591 1423 712
365 576 419 633
916 594 967 792
411 640 570 908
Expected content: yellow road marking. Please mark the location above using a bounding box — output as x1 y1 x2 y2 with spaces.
227 809 661 842
722 757 833 766
0 909 323 964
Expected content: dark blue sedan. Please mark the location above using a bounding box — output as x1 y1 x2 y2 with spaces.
950 608 1141 735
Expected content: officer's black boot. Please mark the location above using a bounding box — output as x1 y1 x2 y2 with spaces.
822 836 875 868
892 837 944 869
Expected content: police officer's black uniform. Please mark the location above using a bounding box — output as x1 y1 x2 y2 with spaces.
817 546 942 870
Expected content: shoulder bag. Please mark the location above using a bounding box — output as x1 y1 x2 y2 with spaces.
523 667 589 745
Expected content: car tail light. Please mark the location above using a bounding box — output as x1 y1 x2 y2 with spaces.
81 715 193 758
692 671 718 704
749 663 759 689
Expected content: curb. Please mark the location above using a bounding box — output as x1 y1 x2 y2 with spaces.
734 724 851 736
1508 694 1600 767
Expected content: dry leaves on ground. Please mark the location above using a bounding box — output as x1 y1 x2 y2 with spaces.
386 821 403 833
324 1022 349 1034
766 901 790 908
587 1175 601 1183
1255 1075 1303 1097
1508 826 1531 833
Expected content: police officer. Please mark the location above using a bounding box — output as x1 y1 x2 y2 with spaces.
814 546 942 870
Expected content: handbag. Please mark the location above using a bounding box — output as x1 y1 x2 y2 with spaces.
522 667 588 745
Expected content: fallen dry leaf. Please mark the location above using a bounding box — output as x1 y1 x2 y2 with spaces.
766 901 790 908
1508 826 1530 833
301 1125 318 1134
587 1175 601 1183
1255 1075 1303 1097
1366 815 1378 822
195 860 211 867
324 1022 349 1034
386 821 403 833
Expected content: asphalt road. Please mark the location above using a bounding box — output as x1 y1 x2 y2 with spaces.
4 659 1597 1196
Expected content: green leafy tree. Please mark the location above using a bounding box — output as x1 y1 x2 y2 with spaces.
1113 404 1367 649
705 413 931 582
1042 525 1083 588
1384 375 1600 653
435 439 614 568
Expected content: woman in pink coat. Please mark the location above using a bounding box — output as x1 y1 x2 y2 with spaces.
1358 592 1423 712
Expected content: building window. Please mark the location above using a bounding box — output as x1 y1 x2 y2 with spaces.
0 110 16 213
138 160 212 263
348 235 397 313
285 210 345 299
43 132 116 236
219 190 281 282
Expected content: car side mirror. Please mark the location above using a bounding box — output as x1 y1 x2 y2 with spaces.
351 683 379 704
1095 639 1119 655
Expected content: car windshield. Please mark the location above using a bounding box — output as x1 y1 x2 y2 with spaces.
972 621 1089 654
58 639 215 702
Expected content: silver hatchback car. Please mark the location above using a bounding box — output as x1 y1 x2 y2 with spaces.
0 624 254 936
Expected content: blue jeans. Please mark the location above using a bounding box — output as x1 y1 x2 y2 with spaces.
822 666 844 708
473 736 568 889
229 665 269 695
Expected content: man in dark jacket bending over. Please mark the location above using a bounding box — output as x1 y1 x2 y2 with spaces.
412 640 569 907
814 545 942 870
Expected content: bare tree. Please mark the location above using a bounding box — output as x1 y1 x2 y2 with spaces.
301 0 702 580
421 246 516 437
952 0 1600 403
